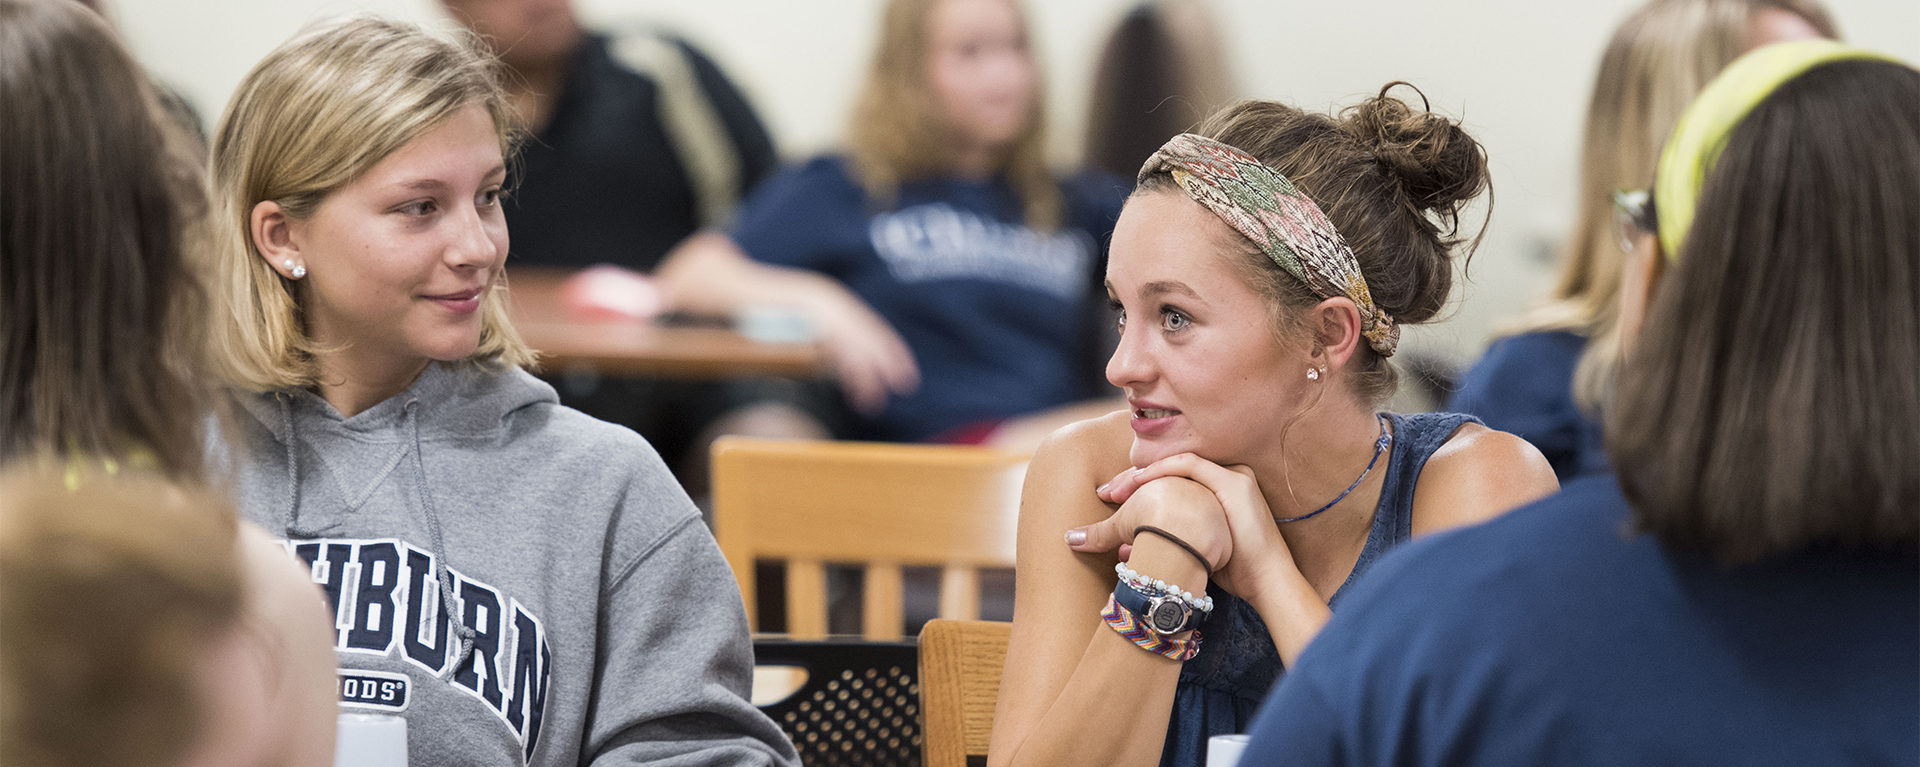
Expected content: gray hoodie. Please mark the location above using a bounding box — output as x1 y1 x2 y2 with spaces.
219 362 798 767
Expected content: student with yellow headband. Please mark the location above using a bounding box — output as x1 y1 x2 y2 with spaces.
1238 39 1919 766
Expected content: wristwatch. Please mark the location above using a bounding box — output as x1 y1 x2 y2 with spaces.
1115 580 1204 635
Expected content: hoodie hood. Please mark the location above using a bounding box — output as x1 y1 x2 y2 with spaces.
238 361 556 448
237 360 555 535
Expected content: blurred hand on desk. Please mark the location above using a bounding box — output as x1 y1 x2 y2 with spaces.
560 264 666 322
657 230 920 415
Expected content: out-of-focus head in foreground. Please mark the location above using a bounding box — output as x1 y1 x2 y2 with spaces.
1610 44 1920 562
0 467 244 767
0 0 213 479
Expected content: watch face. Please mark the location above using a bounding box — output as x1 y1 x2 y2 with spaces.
1148 599 1188 634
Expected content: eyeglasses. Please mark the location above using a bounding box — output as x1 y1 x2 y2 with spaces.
1611 189 1659 253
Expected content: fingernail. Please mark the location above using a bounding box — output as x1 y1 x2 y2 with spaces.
1065 529 1087 546
1095 482 1110 495
1130 467 1145 478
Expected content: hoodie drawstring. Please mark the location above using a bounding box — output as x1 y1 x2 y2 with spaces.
278 391 477 682
407 398 478 681
281 394 316 538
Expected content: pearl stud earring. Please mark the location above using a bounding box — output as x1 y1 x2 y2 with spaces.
283 259 306 279
1307 367 1320 381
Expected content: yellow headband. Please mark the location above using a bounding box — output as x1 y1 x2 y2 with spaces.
1654 40 1901 261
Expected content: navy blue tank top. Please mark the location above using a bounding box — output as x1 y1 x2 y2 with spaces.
1158 411 1481 767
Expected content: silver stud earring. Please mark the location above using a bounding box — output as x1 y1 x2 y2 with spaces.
1307 367 1320 381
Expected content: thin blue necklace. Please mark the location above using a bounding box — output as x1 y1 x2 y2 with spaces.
1275 414 1393 524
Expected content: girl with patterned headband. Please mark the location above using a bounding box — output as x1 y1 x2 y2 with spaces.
990 90 1560 767
1242 43 1920 767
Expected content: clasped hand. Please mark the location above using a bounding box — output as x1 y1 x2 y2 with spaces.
1067 453 1302 605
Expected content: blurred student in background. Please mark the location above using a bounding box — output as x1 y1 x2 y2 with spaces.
1083 0 1235 181
659 0 1129 452
439 0 782 475
1247 42 1919 766
440 0 777 269
1449 0 1832 481
992 93 1557 767
206 16 796 765
0 2 337 764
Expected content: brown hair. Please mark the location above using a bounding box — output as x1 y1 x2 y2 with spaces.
847 0 1061 229
1514 0 1836 413
0 0 214 479
0 466 243 767
1139 88 1491 404
1607 60 1919 563
208 16 534 392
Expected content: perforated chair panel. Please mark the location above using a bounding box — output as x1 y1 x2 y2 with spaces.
756 640 923 767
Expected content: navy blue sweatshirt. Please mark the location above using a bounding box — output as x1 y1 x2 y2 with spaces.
1243 475 1918 767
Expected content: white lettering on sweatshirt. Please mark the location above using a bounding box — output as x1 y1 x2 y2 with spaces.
869 202 1093 301
288 538 553 761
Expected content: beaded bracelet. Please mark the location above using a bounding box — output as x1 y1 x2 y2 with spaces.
1102 594 1201 661
1115 562 1214 614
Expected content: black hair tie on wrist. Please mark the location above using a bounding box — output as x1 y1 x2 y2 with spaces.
1133 525 1213 573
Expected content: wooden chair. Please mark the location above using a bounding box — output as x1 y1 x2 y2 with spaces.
712 437 1027 641
918 619 1013 767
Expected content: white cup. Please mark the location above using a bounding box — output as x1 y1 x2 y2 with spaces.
1207 733 1251 767
734 305 816 344
335 713 407 767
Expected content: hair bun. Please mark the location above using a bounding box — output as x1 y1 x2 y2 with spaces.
1344 83 1489 213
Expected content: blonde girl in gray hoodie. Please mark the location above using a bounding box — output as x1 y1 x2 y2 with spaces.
205 16 798 767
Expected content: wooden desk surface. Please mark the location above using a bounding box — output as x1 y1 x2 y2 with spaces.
506 268 822 380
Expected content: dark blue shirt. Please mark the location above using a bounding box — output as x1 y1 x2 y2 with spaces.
730 157 1127 441
1241 475 1920 767
1449 330 1608 481
507 33 778 270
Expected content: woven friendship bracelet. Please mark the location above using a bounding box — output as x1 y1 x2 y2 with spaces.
1102 594 1202 661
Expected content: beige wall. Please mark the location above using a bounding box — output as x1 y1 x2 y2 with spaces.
107 0 1920 364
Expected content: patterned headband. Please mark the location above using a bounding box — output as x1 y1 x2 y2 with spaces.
1140 133 1398 356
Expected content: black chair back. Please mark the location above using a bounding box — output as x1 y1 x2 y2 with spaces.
755 640 923 767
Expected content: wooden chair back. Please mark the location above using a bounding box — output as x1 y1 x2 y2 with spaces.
712 437 1027 640
918 619 1012 767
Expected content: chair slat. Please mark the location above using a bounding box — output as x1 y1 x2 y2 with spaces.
863 562 905 640
786 557 827 640
937 565 980 621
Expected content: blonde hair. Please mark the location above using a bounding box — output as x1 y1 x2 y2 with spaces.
208 16 534 392
848 0 1062 229
1 465 241 767
1505 0 1834 412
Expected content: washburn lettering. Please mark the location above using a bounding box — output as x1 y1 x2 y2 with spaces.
288 538 552 760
